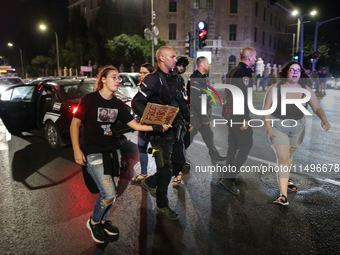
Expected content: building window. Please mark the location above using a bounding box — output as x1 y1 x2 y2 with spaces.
194 0 200 9
262 31 265 45
263 8 266 21
255 2 258 17
274 37 276 49
254 27 257 42
230 0 237 13
278 19 281 30
228 55 237 71
207 0 213 9
169 23 177 40
270 13 273 26
169 0 177 12
278 38 281 51
229 24 237 41
269 35 272 48
275 17 277 29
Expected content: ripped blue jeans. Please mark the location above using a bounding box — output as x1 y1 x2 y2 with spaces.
86 153 117 223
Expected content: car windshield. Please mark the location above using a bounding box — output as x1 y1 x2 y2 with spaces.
129 74 140 85
0 78 23 85
62 82 95 98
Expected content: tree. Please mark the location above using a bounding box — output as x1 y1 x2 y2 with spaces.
303 35 330 70
106 34 144 66
106 34 166 67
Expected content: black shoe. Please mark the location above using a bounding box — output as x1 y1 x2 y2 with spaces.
86 218 107 243
102 220 119 235
102 221 119 242
216 155 227 161
141 180 156 198
184 162 191 169
211 155 227 164
220 179 240 195
156 206 180 220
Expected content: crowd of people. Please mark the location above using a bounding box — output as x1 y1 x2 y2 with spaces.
255 66 330 95
70 46 331 243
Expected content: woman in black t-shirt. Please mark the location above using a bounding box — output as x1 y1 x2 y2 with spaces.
263 61 331 206
70 66 170 243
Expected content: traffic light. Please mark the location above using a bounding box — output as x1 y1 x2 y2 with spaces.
313 52 319 58
198 21 207 49
185 32 194 57
293 51 300 61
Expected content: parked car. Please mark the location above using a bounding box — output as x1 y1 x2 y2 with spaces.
334 79 340 90
0 78 134 149
0 77 25 94
326 77 335 89
119 72 140 98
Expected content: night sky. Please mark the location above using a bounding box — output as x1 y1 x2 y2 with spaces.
0 0 340 73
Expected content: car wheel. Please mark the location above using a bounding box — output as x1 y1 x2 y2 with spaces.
45 122 62 149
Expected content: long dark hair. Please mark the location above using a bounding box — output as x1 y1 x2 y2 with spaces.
141 62 155 73
95 65 118 91
277 61 311 86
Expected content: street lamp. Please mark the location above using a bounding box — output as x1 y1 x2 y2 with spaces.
292 10 317 66
8 43 24 78
39 24 60 76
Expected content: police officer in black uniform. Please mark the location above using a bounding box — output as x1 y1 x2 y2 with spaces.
132 46 190 220
185 56 226 164
220 47 257 195
175 55 189 95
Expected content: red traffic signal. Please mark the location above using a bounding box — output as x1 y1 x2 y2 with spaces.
313 52 319 58
199 30 207 39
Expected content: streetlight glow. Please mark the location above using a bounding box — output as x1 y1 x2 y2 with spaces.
310 11 317 16
7 42 24 78
292 10 299 16
39 24 60 76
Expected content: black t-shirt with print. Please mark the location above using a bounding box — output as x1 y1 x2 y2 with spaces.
74 91 133 152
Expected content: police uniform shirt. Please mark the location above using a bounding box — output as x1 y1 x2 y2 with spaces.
187 69 211 123
226 62 254 121
132 67 190 120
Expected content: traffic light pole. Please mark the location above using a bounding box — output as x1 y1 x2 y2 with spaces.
312 16 340 71
151 0 155 66
173 0 197 71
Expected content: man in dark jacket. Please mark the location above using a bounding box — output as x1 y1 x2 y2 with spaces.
185 56 226 164
132 46 190 220
221 47 257 195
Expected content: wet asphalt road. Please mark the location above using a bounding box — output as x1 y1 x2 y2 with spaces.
0 88 340 255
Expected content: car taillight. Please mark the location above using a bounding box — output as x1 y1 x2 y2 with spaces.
69 106 78 114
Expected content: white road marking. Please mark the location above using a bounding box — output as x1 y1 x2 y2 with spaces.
316 178 340 186
327 129 340 133
193 139 340 187
247 155 276 166
193 140 277 166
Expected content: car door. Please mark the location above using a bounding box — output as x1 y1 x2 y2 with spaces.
0 84 38 135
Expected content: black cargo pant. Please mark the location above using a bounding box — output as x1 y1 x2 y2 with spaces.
184 122 221 160
226 123 253 181
144 129 186 208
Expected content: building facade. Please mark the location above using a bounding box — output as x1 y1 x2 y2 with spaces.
145 0 297 81
68 0 297 80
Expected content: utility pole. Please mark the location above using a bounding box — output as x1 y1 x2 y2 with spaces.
173 0 198 71
151 0 155 66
